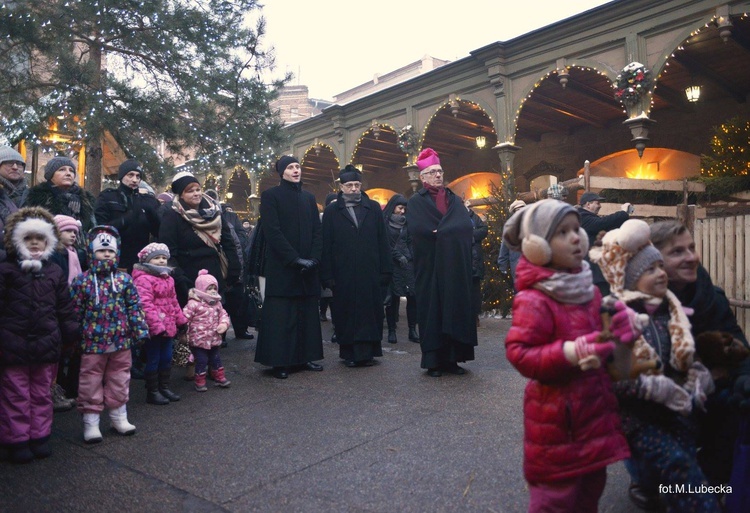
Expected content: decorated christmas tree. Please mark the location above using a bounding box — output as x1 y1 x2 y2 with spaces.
701 115 750 177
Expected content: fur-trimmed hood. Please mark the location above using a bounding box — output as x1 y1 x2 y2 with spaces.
4 207 60 271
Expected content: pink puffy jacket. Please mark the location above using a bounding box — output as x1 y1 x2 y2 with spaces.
132 267 188 338
505 257 629 483
182 289 230 349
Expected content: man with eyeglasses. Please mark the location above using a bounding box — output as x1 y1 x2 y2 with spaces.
406 148 477 377
0 146 29 262
321 165 392 368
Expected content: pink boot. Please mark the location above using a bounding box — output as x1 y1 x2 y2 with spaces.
210 367 231 388
194 372 207 392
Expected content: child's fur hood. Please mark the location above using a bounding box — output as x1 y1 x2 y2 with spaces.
4 207 61 266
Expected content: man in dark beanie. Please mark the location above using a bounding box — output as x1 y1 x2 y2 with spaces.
254 155 324 379
320 165 391 367
94 158 160 272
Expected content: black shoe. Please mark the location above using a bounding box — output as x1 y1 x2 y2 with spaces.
145 371 170 405
330 333 338 344
272 367 288 379
442 363 466 375
29 437 52 459
344 360 357 368
9 442 34 464
427 369 442 377
235 331 254 340
304 361 323 371
387 330 397 344
158 369 181 402
408 327 419 342
628 483 660 511
147 390 170 405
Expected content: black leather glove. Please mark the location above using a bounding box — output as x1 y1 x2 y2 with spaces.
294 258 317 272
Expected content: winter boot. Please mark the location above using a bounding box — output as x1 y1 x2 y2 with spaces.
51 383 75 412
408 325 419 342
145 371 169 405
158 368 181 402
183 362 195 381
210 367 231 388
109 405 136 435
29 436 52 459
195 372 208 392
387 329 397 344
82 413 103 444
8 441 34 464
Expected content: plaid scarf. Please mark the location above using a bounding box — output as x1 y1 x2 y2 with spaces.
172 196 228 279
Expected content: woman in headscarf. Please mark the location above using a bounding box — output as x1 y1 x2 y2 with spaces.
26 156 97 235
382 194 418 344
158 171 241 307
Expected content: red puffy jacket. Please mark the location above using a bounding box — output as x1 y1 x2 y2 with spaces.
505 257 629 483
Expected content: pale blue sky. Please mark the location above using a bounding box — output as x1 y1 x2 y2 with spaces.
260 0 614 100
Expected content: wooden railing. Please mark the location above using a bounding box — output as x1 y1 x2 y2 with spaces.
695 215 750 336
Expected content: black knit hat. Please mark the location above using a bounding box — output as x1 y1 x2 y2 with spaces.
171 171 200 195
118 159 143 181
275 155 299 176
339 164 361 184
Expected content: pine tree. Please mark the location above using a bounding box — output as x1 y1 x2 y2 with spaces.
701 116 750 178
481 172 516 317
0 0 288 192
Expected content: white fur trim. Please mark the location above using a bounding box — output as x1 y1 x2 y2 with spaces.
12 217 58 263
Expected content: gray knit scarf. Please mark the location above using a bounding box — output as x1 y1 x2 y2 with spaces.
0 175 27 207
342 192 361 227
389 214 406 230
533 260 595 304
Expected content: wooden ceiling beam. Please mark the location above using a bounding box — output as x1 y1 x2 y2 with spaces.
527 94 606 128
673 53 746 102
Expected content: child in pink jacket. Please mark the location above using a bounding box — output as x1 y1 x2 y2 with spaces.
132 243 188 405
182 270 231 391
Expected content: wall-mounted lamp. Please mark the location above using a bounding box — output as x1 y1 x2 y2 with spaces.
371 120 380 140
685 85 701 103
449 94 460 117
475 136 486 149
557 68 570 89
355 164 363 172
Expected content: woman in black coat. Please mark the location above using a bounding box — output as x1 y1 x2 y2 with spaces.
26 157 97 236
382 194 417 344
321 165 392 367
158 172 241 307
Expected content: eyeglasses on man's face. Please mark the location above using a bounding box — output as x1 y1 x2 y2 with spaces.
341 182 362 190
1 160 25 170
420 169 444 177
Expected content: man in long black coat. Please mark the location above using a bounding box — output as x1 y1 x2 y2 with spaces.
254 156 323 380
406 148 477 377
321 165 392 367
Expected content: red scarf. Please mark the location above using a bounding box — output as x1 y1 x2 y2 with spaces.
423 183 448 215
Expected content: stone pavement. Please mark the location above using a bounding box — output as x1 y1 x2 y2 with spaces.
0 313 637 513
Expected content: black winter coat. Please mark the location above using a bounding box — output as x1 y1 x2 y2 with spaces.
0 259 79 366
406 187 477 351
159 201 241 306
94 184 160 271
26 182 97 235
259 180 322 297
468 209 488 279
321 191 392 343
388 223 415 297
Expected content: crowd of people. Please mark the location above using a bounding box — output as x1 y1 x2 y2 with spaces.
0 144 748 513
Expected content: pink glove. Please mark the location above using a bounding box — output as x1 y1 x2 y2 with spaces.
684 362 715 412
638 374 693 415
609 301 646 345
573 334 615 363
